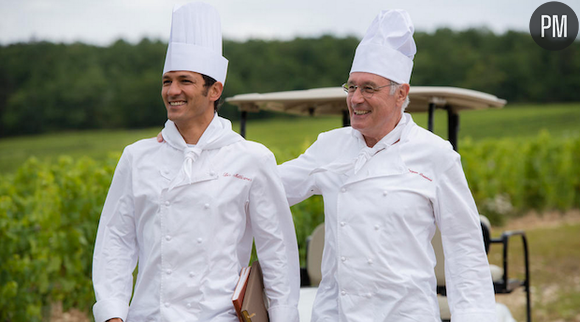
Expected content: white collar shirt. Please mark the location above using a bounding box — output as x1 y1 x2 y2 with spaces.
92 114 300 322
279 113 497 322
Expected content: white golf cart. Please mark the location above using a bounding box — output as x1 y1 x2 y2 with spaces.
227 86 531 322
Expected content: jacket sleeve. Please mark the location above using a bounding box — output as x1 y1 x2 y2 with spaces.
248 151 301 322
278 133 325 206
92 148 138 322
433 154 498 322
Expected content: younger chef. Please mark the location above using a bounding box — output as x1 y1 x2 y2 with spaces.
91 3 300 322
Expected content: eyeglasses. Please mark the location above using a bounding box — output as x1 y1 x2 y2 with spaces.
342 82 395 99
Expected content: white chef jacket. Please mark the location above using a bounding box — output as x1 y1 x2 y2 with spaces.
92 114 300 322
279 113 497 322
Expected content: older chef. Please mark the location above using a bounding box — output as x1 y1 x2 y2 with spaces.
91 3 300 322
278 10 498 322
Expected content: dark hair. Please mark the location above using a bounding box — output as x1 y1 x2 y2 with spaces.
201 74 222 112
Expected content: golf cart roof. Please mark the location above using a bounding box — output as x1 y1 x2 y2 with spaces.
226 86 506 116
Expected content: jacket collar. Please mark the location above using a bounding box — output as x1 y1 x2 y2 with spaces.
161 113 242 152
311 113 416 185
161 114 243 190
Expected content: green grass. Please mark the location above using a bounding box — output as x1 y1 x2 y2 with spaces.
245 102 580 149
411 102 580 141
0 116 342 174
242 116 342 163
448 103 580 141
0 128 161 174
1 102 579 174
489 222 580 321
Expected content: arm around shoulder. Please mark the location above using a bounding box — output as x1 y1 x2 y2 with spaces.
278 132 330 206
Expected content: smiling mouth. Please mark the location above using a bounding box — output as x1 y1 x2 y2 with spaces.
353 110 370 115
169 101 186 106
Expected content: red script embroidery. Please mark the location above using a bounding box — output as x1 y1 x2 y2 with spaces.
223 172 252 181
408 169 432 182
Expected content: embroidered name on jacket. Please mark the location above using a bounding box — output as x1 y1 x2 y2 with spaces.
408 169 432 182
223 172 252 181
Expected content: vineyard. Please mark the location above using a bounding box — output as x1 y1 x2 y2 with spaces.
0 156 117 321
1 129 580 320
2 26 579 321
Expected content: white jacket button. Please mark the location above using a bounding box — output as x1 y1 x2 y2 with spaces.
341 187 346 193
197 238 203 244
341 290 346 296
204 203 210 209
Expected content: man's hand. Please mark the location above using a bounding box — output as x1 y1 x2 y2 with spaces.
157 131 164 143
106 319 123 322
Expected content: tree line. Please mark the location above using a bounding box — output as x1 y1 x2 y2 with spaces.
0 29 578 137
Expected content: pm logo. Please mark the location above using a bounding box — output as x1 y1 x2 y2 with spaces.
530 1 578 51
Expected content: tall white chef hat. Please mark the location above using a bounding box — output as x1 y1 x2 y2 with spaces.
350 9 416 84
162 2 228 84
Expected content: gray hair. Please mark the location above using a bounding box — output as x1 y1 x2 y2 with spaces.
389 81 410 111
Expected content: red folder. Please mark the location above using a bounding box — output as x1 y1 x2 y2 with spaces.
233 266 251 321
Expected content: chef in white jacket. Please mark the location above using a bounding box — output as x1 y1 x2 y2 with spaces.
278 10 498 322
92 3 300 322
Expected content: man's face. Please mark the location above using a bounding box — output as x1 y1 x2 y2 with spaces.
346 72 408 145
161 71 215 126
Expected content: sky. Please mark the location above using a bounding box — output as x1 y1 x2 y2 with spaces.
1 0 579 46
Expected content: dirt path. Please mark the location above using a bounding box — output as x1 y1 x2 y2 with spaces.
498 209 580 231
50 302 90 322
493 209 580 322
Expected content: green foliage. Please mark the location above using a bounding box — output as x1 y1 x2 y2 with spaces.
291 196 325 265
0 39 167 137
0 156 117 321
461 131 580 224
1 131 580 318
1 32 579 137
